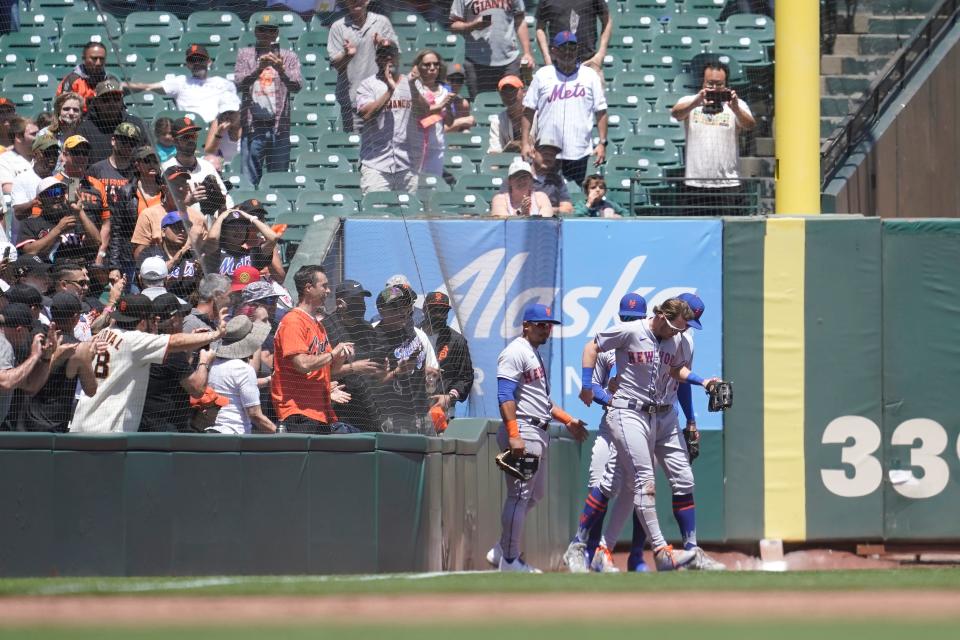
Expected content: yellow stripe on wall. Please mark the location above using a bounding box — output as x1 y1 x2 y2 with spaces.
763 217 807 540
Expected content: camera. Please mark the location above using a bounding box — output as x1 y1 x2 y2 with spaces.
702 89 732 115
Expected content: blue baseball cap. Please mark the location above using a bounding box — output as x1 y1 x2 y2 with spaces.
678 292 704 330
522 303 561 324
552 30 577 47
619 293 647 319
161 211 184 228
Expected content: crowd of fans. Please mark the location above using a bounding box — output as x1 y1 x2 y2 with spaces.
0 0 763 433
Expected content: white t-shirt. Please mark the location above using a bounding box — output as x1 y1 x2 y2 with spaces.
523 64 607 160
70 328 171 433
683 101 751 188
207 357 261 435
161 75 240 124
0 149 32 187
594 319 690 406
161 155 233 209
497 336 552 421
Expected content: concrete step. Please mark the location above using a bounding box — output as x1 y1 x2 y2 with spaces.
856 0 938 15
834 33 908 56
740 156 774 178
821 117 845 139
821 95 863 117
855 14 926 35
823 75 873 95
754 137 774 157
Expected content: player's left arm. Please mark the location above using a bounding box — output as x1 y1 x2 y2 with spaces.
671 364 720 391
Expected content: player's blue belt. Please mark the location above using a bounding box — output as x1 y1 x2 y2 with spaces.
517 415 550 429
609 398 672 414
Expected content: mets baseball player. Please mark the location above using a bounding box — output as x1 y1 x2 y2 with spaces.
562 293 647 573
596 293 725 571
491 302 588 572
578 297 723 571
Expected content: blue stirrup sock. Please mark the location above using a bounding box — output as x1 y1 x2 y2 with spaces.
672 493 697 550
575 486 609 544
628 511 648 571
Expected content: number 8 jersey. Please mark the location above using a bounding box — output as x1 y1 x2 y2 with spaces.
69 328 171 433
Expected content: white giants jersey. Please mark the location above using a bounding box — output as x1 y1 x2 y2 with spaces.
497 336 552 421
69 328 170 433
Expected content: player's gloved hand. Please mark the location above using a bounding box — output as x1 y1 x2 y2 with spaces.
702 377 722 392
683 424 700 462
565 418 588 442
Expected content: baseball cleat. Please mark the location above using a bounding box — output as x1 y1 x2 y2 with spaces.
499 555 542 573
630 561 650 572
486 543 502 567
562 540 590 573
590 544 620 573
688 547 726 571
653 544 697 572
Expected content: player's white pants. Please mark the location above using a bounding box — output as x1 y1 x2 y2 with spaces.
587 412 619 494
497 420 549 561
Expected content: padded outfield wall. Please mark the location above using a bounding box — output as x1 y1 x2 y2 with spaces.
2 217 959 577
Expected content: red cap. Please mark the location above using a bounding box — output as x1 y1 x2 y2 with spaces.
230 265 262 292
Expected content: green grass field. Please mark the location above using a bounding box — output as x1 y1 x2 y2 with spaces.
1 568 959 596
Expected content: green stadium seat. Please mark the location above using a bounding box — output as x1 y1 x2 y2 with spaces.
104 56 153 83
294 190 359 215
455 174 505 198
1 87 53 111
0 32 55 64
633 53 681 82
444 150 478 175
21 0 88 21
709 34 766 64
724 14 775 47
668 14 721 44
323 171 362 197
622 0 677 17
600 52 629 74
651 34 703 62
186 11 245 36
58 30 108 54
17 13 60 40
223 173 255 192
472 91 503 113
606 90 654 112
2 70 56 92
445 132 484 150
275 210 332 229
231 189 292 219
479 154 516 176
426 192 488 216
611 72 667 94
622 135 681 166
289 125 320 152
413 32 464 63
34 50 81 74
652 93 680 114
640 112 684 145
124 91 170 120
117 32 175 65
311 69 338 93
615 14 662 45
685 0 727 20
124 12 184 43
235 31 297 52
61 12 123 39
176 32 235 59
316 132 360 164
294 152 354 173
210 50 238 80
294 29 331 56
391 13 430 52
154 50 192 74
607 156 666 180
415 175 452 205
247 11 308 38
259 171 321 201
360 191 423 216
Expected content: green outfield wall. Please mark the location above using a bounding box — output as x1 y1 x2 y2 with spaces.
1 217 958 576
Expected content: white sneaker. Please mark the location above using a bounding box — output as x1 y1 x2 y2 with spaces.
562 540 590 573
486 543 502 567
499 555 541 573
688 547 726 571
653 545 697 572
590 544 620 573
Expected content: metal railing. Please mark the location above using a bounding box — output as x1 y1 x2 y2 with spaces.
820 0 960 185
627 176 769 216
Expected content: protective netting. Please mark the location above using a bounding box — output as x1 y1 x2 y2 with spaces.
0 0 774 434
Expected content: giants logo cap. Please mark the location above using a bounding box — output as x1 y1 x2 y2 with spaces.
424 291 451 309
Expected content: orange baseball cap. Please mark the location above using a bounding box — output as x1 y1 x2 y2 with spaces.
498 75 523 91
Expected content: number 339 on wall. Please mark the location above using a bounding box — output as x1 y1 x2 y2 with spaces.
821 416 957 499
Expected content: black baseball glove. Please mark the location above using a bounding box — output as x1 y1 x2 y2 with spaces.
683 427 701 462
707 381 733 412
495 450 540 481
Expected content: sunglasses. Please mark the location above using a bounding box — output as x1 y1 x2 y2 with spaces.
661 314 687 333
40 185 68 199
62 279 90 287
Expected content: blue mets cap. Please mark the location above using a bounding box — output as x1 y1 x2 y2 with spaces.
552 30 577 47
619 293 647 318
522 303 561 324
161 211 184 228
678 292 704 330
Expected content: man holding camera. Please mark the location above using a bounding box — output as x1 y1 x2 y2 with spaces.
671 62 755 215
161 117 232 216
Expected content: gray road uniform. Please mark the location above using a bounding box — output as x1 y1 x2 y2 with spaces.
496 336 553 560
595 319 691 550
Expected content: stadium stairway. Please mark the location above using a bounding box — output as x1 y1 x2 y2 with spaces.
820 0 938 140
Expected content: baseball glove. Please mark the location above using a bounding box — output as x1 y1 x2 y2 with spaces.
683 427 701 462
707 381 733 412
495 450 540 481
